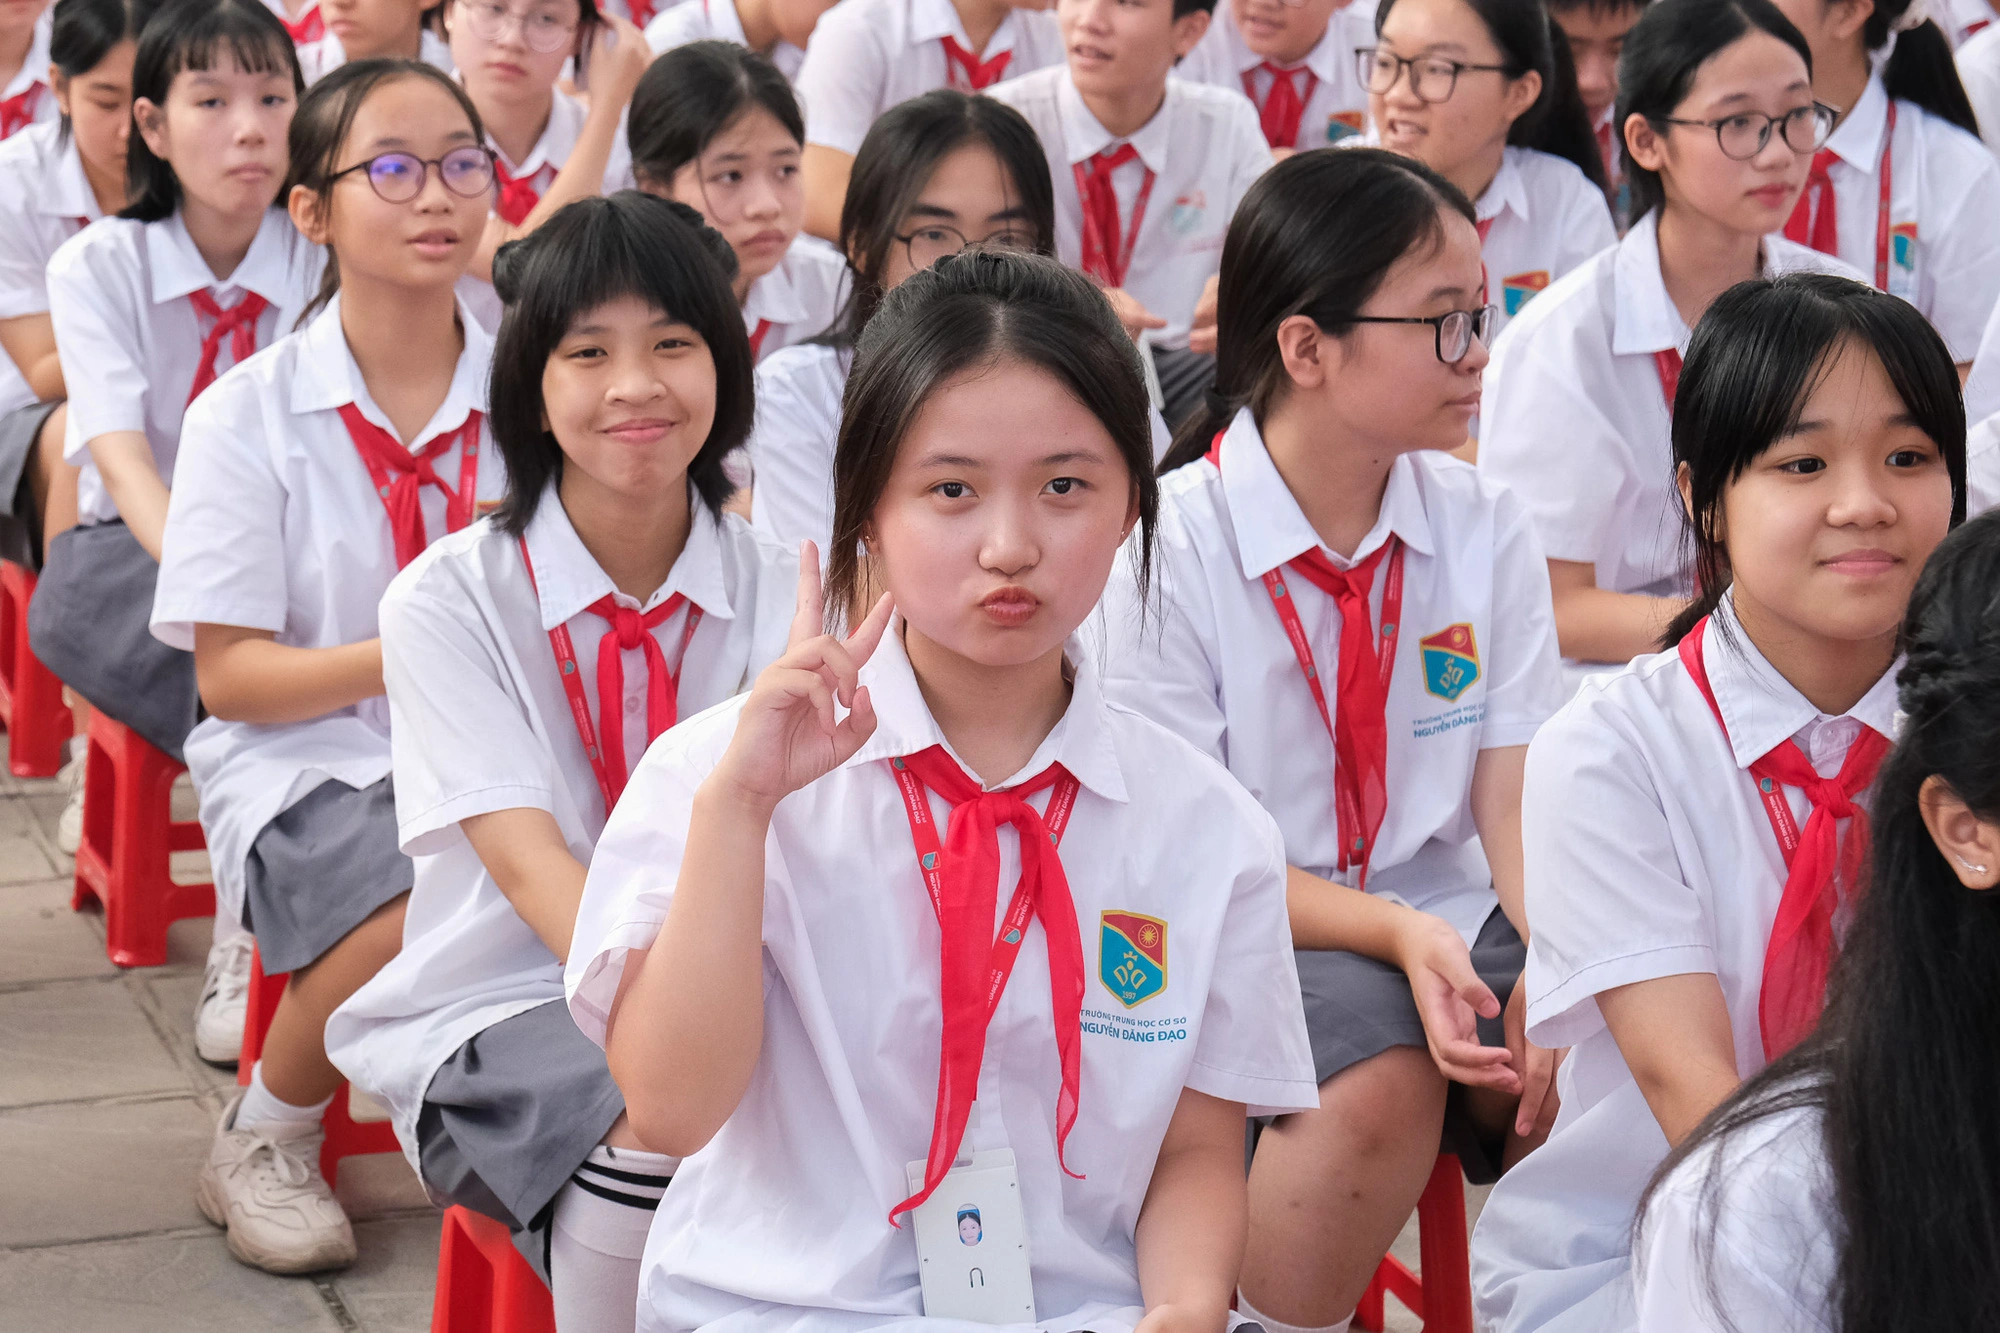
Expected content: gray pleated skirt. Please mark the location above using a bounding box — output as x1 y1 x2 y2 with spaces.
241 777 412 974
0 398 55 568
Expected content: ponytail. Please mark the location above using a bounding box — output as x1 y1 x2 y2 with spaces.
1879 18 1980 136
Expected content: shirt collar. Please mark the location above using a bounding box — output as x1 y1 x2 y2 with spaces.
1215 406 1434 580
704 0 750 44
1697 593 1901 769
1223 3 1343 81
743 247 810 327
494 90 584 176
1612 211 1799 356
849 617 1128 803
522 481 739 628
1053 68 1173 174
288 293 496 443
39 129 101 223
1475 148 1529 225
1822 70 1890 169
910 0 1012 52
145 207 298 306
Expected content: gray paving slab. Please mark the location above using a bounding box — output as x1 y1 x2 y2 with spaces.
0 1095 216 1247
133 968 243 1097
0 875 115 987
331 1213 444 1333
0 1230 346 1332
0 976 189 1108
0 796 57 884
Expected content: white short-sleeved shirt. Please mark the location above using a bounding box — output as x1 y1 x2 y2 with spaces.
1943 0 1999 44
644 0 806 79
0 10 55 139
260 0 322 42
324 487 794 1156
1968 411 2000 515
1097 409 1564 942
1175 0 1374 150
744 235 848 361
1475 146 1617 332
1958 270 2000 423
1467 596 1896 1333
46 207 325 526
794 0 1066 156
989 68 1273 347
1958 23 2000 156
745 339 847 554
0 120 102 414
1634 1102 1837 1333
1477 212 1857 644
299 26 454 84
564 623 1319 1333
1801 72 2000 360
150 296 504 924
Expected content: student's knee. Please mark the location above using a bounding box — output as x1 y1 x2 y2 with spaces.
292 890 410 990
1318 1046 1448 1147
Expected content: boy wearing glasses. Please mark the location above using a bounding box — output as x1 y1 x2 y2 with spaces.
1176 0 1375 151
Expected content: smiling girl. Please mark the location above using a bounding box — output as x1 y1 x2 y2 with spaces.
1470 271 1964 1332
149 58 503 1275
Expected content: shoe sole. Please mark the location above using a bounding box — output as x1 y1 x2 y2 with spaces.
195 1170 357 1275
193 1036 242 1068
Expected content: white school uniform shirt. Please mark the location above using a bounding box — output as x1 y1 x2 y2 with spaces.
1802 70 2000 360
1634 1102 1837 1333
1175 0 1375 150
260 0 323 41
1959 269 2000 423
1474 146 1617 332
1096 409 1564 943
644 0 806 79
0 9 56 139
324 488 794 1159
1942 0 2000 44
149 295 504 926
1478 213 1857 671
46 207 325 527
989 68 1273 348
1467 594 1897 1333
565 622 1319 1333
794 0 1066 156
1958 23 2000 156
299 26 455 84
0 120 103 415
744 235 848 361
1969 410 2000 515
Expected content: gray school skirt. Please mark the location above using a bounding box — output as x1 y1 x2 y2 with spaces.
27 518 199 758
416 996 626 1273
0 399 54 568
241 776 413 975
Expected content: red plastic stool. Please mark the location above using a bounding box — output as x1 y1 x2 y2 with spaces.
239 947 402 1189
69 712 214 966
432 1205 556 1333
1353 1153 1475 1333
0 561 71 777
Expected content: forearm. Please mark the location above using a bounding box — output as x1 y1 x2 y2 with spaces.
1133 1091 1245 1329
88 433 170 558
23 351 62 402
1286 863 1418 960
1551 583 1683 665
0 316 62 401
1471 746 1529 940
468 103 626 282
195 634 385 723
604 777 772 1156
802 145 852 241
1634 1060 1741 1147
462 809 589 962
1600 974 1740 1147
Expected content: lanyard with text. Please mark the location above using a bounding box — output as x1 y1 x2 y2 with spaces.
1072 152 1156 290
1871 102 1897 291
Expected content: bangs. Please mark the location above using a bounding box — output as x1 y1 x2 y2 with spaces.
167 9 300 88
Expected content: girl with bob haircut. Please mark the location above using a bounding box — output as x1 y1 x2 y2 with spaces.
629 40 847 363
1365 0 1616 335
327 191 797 1329
1633 509 2000 1333
149 57 503 1277
1112 147 1566 1333
747 86 1054 559
1470 271 1964 1332
563 248 1319 1332
1477 0 1862 684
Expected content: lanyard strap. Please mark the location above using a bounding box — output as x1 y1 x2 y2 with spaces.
1072 154 1157 290
339 404 484 570
1654 347 1683 410
1872 102 1897 291
1678 617 1801 859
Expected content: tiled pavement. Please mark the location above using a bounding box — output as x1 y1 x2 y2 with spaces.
0 735 1455 1333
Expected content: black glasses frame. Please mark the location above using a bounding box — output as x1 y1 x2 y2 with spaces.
893 224 1038 270
329 147 498 204
1651 102 1838 160
1345 306 1496 364
1355 46 1512 104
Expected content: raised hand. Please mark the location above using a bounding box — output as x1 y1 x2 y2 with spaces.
1398 912 1521 1094
584 14 652 114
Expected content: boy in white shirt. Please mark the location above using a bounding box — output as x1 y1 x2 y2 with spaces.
1175 0 1374 151
642 0 832 79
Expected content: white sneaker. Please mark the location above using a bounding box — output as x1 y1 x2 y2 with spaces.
197 1091 357 1274
54 748 84 856
194 933 254 1066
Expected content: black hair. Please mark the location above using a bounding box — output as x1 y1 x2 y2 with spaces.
628 40 802 192
1543 0 1651 15
1377 0 1606 189
824 249 1156 625
1163 147 1476 471
488 192 752 532
1614 0 1812 220
826 88 1055 351
1637 508 2000 1333
49 0 160 144
121 0 303 222
1173 0 1219 15
1865 3 1979 136
284 59 487 324
1662 271 1966 648
440 0 602 77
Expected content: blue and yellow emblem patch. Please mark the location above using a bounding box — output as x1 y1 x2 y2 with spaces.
1501 270 1550 316
1420 623 1480 701
1891 221 1918 271
1100 911 1168 1008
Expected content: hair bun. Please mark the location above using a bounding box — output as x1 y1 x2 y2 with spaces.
491 235 533 305
633 192 741 285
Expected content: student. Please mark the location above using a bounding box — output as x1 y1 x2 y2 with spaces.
263 0 328 43
443 0 649 327
1 0 55 138
1631 510 2000 1333
150 58 504 1274
629 41 846 363
793 0 1064 240
747 87 1053 558
1365 0 1615 335
642 0 833 80
1100 148 1564 1333
1175 0 1376 152
1545 0 1651 222
299 0 455 83
564 244 1318 1333
326 193 795 1327
1766 0 2000 369
989 0 1271 424
1469 271 1964 1333
1477 0 1860 682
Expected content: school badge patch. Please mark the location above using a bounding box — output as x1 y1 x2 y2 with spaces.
1420 623 1480 701
1169 190 1208 236
1327 110 1365 143
1100 911 1168 1008
1501 271 1550 316
1891 221 1918 271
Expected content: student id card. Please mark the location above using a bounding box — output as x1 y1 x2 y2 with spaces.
905 1148 1037 1324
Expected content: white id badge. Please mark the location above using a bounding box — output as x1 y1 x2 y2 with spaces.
905 1148 1037 1324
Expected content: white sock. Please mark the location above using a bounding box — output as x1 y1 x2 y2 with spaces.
233 1061 333 1130
1234 1293 1352 1333
548 1144 674 1333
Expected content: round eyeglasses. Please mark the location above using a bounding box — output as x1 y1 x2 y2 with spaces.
1652 102 1838 160
895 224 1038 271
1346 306 1495 364
1356 46 1512 104
330 146 497 204
457 0 578 53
